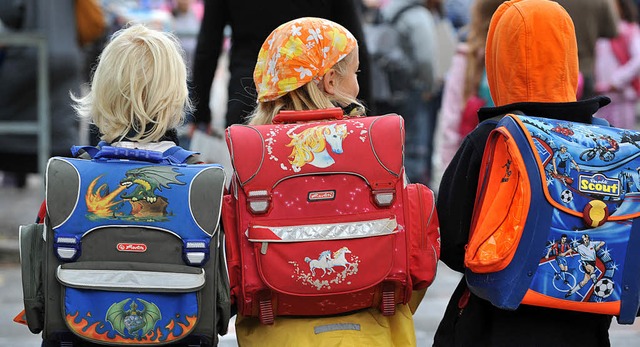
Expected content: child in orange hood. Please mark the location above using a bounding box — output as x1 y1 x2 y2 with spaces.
435 0 614 346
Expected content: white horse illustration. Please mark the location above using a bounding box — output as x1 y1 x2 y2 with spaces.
327 247 352 272
287 124 348 169
304 250 333 277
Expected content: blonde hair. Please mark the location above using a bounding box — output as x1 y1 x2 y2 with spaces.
247 50 365 126
71 24 192 143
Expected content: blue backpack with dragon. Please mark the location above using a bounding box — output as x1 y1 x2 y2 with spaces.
18 144 230 346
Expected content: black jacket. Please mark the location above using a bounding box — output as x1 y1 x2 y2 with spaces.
191 0 373 127
434 96 614 347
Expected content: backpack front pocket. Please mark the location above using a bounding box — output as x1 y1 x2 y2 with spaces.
57 262 203 345
248 217 400 315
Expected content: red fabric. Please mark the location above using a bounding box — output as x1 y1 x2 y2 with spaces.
405 183 440 290
36 201 47 224
459 95 484 138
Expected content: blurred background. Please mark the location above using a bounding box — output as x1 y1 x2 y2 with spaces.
2 0 640 345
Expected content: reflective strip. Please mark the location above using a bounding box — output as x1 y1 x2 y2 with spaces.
314 323 361 334
250 217 397 242
57 267 205 291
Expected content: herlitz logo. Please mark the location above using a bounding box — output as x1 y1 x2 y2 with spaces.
117 243 147 252
579 173 620 197
308 190 336 202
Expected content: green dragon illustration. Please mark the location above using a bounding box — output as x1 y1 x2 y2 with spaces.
105 298 162 338
119 166 185 203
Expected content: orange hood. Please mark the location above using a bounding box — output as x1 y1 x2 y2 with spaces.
485 0 579 106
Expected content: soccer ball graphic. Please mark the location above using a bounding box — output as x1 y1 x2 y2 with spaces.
560 189 573 203
593 278 615 298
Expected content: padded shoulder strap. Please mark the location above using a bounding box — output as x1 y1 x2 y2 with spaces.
163 146 198 164
390 3 422 25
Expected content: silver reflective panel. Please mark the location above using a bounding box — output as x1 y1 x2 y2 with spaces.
251 217 398 242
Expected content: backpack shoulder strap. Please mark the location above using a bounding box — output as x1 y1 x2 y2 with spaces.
390 3 423 25
162 146 198 164
70 140 109 159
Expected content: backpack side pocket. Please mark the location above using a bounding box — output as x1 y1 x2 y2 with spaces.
465 128 531 273
19 223 45 334
406 183 440 290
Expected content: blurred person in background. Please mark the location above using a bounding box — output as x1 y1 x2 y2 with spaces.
595 0 640 129
430 0 501 192
0 0 83 187
168 0 202 72
379 0 437 184
555 0 619 100
444 0 473 32
190 0 373 133
423 0 458 190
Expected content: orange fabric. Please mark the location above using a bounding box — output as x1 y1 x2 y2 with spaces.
465 128 531 273
13 309 27 325
485 0 579 106
254 17 357 102
522 290 620 315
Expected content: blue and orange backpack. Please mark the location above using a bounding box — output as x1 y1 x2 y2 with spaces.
466 114 640 323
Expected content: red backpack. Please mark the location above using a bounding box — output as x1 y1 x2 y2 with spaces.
221 108 440 324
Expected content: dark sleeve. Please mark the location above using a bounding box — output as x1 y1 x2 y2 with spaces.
191 0 229 126
436 131 488 273
330 0 374 113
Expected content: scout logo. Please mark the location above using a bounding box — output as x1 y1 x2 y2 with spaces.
117 243 147 252
308 190 336 202
579 174 620 197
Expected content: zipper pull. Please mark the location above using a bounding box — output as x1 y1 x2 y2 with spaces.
261 242 268 255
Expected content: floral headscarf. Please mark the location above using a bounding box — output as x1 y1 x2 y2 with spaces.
254 17 358 102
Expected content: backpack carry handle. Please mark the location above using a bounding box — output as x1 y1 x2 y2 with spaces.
272 107 344 124
93 146 164 162
71 141 197 164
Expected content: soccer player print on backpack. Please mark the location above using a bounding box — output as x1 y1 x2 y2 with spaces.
540 232 616 301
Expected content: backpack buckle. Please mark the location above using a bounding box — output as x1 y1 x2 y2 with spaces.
372 189 396 207
380 281 396 316
258 290 275 324
247 190 271 214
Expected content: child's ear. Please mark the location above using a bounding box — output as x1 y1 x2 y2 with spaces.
322 69 338 95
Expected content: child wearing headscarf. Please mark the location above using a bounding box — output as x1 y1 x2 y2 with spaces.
233 17 434 346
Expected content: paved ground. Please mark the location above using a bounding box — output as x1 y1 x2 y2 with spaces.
1 173 639 346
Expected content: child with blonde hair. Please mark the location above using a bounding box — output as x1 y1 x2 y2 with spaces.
72 23 194 153
27 24 231 347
